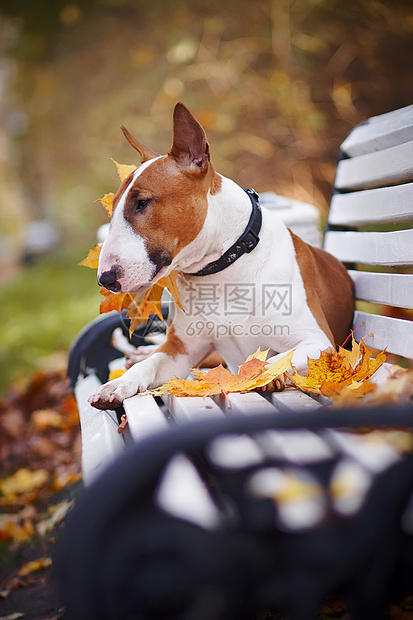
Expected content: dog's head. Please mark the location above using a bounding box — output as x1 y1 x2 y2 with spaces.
98 102 220 294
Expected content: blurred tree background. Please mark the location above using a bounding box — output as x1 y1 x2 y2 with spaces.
0 0 413 391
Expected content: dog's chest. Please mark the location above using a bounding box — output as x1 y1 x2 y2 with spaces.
171 213 321 368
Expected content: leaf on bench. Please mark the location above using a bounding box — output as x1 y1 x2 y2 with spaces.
286 336 386 400
335 365 413 410
145 348 294 397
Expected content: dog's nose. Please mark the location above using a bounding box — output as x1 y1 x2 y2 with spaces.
98 269 121 292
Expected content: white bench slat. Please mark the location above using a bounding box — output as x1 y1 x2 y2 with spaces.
226 391 278 415
329 182 413 226
349 270 413 309
327 430 401 473
353 310 413 359
123 394 168 440
324 228 413 266
272 388 322 412
75 374 125 486
155 454 222 530
335 140 413 191
256 429 333 464
163 394 225 423
207 434 264 469
341 104 413 157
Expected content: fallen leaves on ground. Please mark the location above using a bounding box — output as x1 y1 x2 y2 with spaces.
286 336 386 400
0 363 81 554
146 348 294 397
0 469 49 505
17 557 52 577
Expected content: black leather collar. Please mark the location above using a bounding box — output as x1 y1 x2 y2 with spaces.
188 188 262 277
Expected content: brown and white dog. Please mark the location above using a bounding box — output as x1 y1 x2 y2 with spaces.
90 103 354 410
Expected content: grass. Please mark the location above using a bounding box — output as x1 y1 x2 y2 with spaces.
0 247 101 394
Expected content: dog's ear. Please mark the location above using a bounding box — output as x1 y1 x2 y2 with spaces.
170 102 210 172
120 125 159 163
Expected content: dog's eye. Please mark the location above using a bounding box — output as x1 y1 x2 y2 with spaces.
135 198 151 211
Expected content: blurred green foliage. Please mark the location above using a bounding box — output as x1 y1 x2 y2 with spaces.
0 249 99 392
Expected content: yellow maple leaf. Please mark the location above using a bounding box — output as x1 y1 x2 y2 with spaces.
52 471 82 492
0 519 34 544
150 348 294 397
286 336 386 399
245 347 270 363
158 271 184 310
111 158 137 182
97 274 182 337
32 409 65 429
18 557 52 577
108 368 126 381
99 288 135 314
126 283 164 337
0 468 49 504
123 272 183 336
78 243 102 268
95 192 115 217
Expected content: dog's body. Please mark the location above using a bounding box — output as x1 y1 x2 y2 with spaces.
90 103 354 410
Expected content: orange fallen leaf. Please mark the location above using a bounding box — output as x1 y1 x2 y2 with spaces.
0 519 34 544
52 471 82 492
99 278 179 338
126 283 164 335
108 368 126 381
158 271 184 311
286 336 386 399
32 409 65 429
60 394 80 428
117 413 128 435
95 192 115 217
111 158 137 182
17 557 52 577
78 243 102 268
37 500 74 536
99 288 135 314
333 365 413 409
147 348 294 397
0 469 49 504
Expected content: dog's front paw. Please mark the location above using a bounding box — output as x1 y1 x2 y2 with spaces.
89 377 142 410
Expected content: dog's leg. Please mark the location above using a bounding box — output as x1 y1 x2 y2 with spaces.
89 327 211 410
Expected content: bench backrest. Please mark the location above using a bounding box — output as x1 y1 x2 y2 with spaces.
324 104 413 360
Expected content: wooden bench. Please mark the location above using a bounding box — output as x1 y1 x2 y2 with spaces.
62 105 413 620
